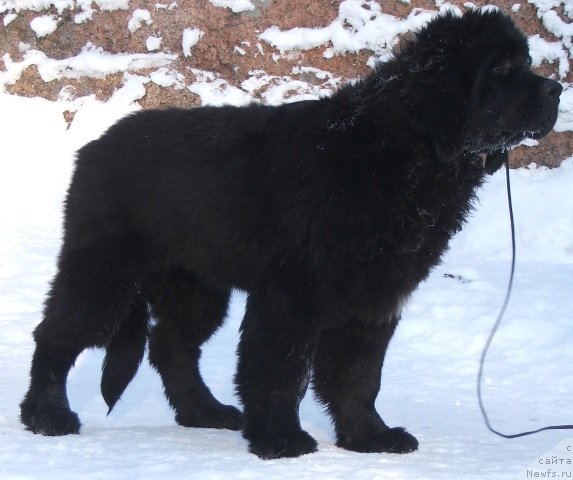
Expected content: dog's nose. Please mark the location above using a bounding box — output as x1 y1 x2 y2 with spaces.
541 79 563 98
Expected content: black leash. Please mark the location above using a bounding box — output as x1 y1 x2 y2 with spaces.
477 159 573 438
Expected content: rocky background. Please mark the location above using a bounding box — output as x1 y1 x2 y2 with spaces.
1 0 572 167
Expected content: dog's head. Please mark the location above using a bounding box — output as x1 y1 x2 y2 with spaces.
401 9 562 163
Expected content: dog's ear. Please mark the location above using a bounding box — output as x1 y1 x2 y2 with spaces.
432 98 467 162
395 14 477 163
407 68 468 163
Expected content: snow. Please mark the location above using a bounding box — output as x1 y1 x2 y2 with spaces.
258 0 450 61
3 12 17 24
528 34 569 79
554 86 573 132
240 69 341 105
540 10 573 39
529 0 573 51
234 45 246 56
260 26 332 54
73 0 94 23
146 36 162 51
209 0 255 14
29 14 58 37
1 1 573 478
0 0 128 22
128 8 153 33
0 0 73 13
182 27 203 57
1 66 573 477
149 67 184 88
188 68 251 106
155 1 177 10
93 0 129 11
0 43 176 84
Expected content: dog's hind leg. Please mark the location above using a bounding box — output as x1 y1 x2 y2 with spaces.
20 236 146 435
146 268 242 430
312 318 419 454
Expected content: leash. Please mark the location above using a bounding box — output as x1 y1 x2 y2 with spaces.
477 158 573 438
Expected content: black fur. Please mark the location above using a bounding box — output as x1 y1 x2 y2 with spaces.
100 296 148 414
20 10 561 458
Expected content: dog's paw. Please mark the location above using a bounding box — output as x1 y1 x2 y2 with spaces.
248 429 318 460
21 407 81 436
176 404 244 431
338 427 418 454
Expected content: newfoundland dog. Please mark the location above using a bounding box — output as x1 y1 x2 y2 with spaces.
21 9 561 459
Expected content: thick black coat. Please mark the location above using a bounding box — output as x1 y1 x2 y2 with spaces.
20 10 561 459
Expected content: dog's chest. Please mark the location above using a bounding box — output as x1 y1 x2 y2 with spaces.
370 162 481 285
399 162 480 241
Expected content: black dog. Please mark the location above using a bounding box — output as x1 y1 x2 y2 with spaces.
21 9 561 459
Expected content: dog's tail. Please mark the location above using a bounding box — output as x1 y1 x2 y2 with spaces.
101 298 149 414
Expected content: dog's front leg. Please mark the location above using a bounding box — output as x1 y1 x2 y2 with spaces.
312 317 419 454
235 285 319 459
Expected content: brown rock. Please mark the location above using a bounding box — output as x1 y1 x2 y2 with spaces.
1 0 571 166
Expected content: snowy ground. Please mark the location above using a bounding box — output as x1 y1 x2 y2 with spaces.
2 74 573 480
